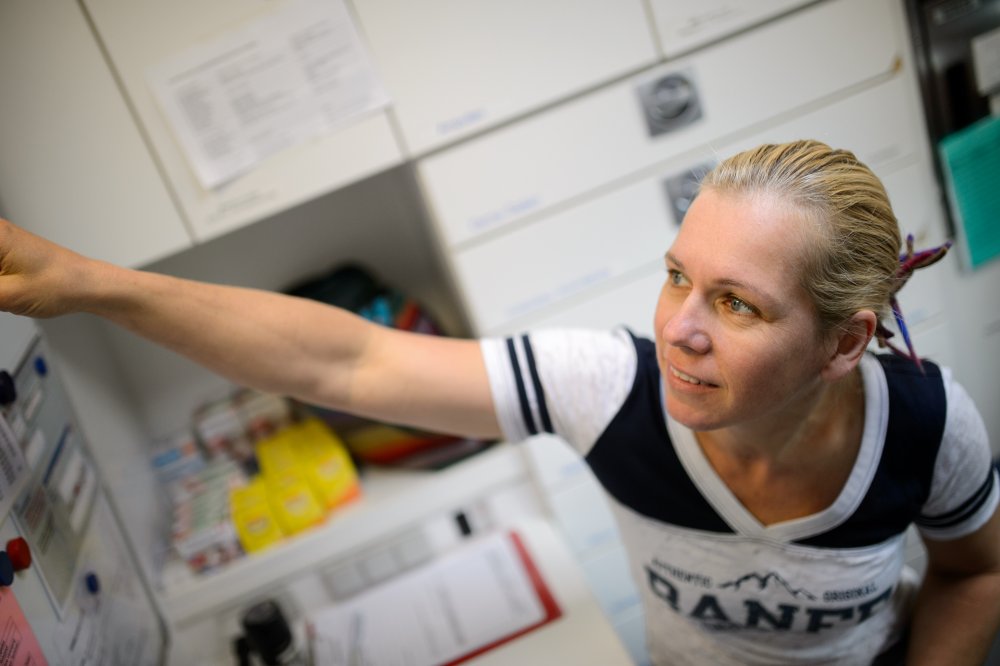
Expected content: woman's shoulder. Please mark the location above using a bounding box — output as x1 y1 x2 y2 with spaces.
866 352 947 418
866 352 981 427
490 326 642 380
479 326 643 447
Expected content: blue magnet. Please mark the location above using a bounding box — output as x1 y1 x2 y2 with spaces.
0 552 14 587
85 572 100 595
33 356 48 377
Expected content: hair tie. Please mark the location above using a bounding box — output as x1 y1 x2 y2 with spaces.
874 234 952 373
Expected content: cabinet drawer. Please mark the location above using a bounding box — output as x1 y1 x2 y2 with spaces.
453 179 675 333
517 269 667 339
648 0 818 58
352 0 658 156
718 77 921 182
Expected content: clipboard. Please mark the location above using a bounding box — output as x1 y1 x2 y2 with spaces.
307 530 562 666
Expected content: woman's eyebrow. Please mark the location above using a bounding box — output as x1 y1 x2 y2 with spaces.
717 278 770 301
666 252 777 305
717 277 784 311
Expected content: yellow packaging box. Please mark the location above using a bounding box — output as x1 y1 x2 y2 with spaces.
230 480 285 553
242 418 361 540
255 433 298 478
289 419 362 511
266 471 326 535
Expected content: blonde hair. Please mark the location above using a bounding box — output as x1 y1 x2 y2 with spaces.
700 140 901 333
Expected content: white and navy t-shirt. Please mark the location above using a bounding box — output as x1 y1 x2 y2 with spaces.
481 328 997 666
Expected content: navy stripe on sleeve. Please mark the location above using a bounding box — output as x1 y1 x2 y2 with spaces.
506 337 537 435
521 335 554 434
917 468 996 529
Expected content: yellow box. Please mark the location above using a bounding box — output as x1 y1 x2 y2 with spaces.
230 481 285 553
245 418 362 538
255 433 298 478
288 420 362 511
266 473 325 535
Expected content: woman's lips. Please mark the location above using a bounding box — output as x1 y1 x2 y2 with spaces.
669 364 717 388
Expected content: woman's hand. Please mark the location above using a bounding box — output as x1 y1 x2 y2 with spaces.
0 218 94 318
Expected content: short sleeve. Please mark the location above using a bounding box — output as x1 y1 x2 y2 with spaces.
915 369 998 541
480 328 638 455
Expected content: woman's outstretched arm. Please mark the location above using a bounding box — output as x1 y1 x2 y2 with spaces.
0 218 502 439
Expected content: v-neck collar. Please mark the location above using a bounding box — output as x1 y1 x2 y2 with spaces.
660 354 889 543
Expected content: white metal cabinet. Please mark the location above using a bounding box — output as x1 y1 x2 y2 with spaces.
82 0 405 243
351 0 658 156
0 0 192 268
418 0 900 252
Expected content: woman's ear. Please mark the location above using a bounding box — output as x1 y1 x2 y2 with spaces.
821 310 877 382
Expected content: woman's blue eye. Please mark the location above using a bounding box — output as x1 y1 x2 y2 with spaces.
727 296 756 315
668 269 687 286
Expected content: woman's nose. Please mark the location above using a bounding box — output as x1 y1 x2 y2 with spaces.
663 297 711 354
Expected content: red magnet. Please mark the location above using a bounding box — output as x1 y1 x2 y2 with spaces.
6 538 31 571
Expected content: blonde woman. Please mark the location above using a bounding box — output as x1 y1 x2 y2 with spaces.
1 140 996 664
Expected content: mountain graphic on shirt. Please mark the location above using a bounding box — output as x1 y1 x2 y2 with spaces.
717 571 817 601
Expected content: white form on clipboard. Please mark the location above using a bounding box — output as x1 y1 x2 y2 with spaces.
307 530 562 666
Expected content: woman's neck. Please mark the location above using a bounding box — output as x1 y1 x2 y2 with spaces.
693 368 867 525
697 368 864 470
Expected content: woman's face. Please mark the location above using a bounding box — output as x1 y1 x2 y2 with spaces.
653 188 834 432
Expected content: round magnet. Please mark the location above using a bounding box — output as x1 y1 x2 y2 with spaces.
7 537 31 571
85 572 100 595
5 538 30 572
